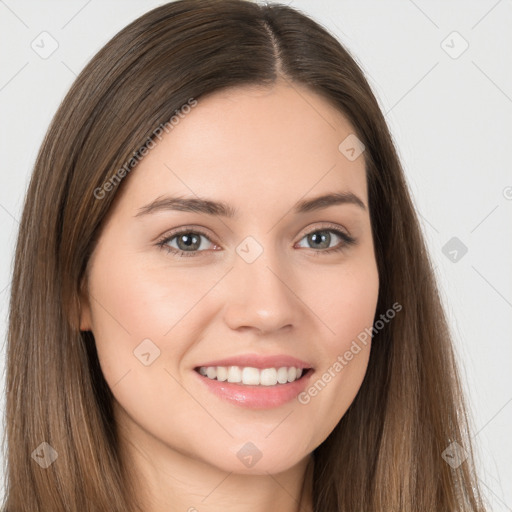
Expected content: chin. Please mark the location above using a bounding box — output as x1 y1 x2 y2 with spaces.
201 439 311 476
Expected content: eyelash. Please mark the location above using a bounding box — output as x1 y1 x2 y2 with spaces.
156 224 356 258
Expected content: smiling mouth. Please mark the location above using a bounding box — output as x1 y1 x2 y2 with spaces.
194 365 312 386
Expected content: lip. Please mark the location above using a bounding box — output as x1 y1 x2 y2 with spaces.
193 357 314 409
194 353 313 370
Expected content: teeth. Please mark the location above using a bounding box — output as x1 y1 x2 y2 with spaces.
197 366 306 386
227 366 242 383
260 368 277 386
242 367 260 385
216 366 228 381
276 367 288 384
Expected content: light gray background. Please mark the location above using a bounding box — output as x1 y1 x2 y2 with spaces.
0 0 511 508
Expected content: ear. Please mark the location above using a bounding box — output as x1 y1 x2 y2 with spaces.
78 276 93 332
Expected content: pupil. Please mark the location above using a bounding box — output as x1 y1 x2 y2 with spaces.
310 231 329 248
180 234 198 249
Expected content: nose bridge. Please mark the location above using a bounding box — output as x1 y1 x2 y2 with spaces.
223 233 299 332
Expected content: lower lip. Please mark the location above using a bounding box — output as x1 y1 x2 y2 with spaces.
193 369 314 409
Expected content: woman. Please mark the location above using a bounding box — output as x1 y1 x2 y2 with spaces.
2 0 487 510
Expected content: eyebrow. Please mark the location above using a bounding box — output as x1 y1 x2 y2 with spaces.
134 191 367 218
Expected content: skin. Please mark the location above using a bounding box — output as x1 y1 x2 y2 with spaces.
80 80 379 512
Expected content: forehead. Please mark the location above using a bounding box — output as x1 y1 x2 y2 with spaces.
111 81 368 218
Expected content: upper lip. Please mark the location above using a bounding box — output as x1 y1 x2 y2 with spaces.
195 353 313 370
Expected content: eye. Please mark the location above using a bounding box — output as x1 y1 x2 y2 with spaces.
156 223 356 258
156 228 217 258
295 225 356 255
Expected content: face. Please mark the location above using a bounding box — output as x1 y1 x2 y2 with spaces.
80 81 379 477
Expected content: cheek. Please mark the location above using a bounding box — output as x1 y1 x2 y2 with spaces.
307 255 379 354
87 246 220 362
86 244 237 434
296 256 379 438
85 248 222 440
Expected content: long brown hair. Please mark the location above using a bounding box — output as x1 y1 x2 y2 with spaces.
2 0 487 510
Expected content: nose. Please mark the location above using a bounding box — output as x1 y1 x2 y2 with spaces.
221 241 301 335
